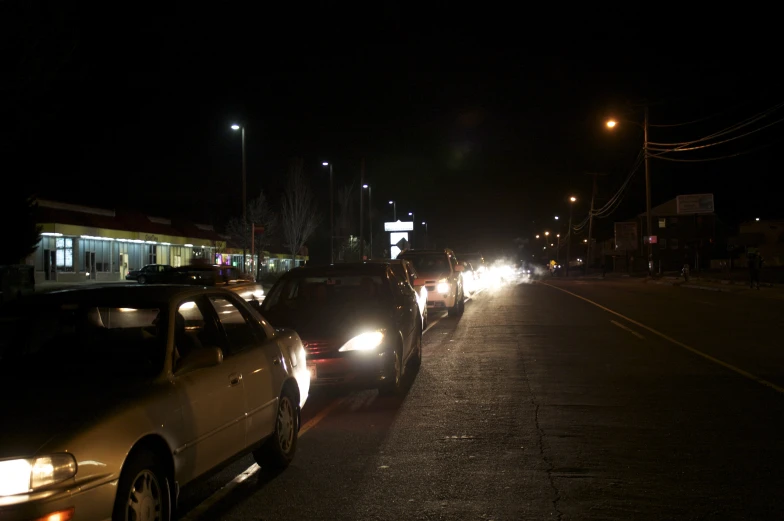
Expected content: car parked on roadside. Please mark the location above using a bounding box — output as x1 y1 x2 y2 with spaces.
0 285 309 521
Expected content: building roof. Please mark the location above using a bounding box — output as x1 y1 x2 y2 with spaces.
637 197 716 218
37 199 224 243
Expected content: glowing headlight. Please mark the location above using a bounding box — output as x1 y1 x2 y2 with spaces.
436 279 450 294
339 331 385 352
0 453 77 496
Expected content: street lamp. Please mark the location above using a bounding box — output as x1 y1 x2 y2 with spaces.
363 184 372 258
554 216 559 220
567 196 577 276
322 162 334 263
231 123 247 271
408 211 415 248
421 221 428 248
556 233 561 262
544 231 549 236
606 111 652 275
388 200 396 221
535 234 540 239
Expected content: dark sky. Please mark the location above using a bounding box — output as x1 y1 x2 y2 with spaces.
3 4 782 259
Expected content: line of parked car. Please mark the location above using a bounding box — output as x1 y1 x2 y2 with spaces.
0 249 477 521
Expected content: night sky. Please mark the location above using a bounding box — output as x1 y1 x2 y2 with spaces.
3 5 782 260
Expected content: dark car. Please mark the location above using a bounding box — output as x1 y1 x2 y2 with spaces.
260 263 422 395
125 263 173 284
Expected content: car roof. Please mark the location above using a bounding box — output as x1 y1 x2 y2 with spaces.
14 284 235 307
285 262 390 276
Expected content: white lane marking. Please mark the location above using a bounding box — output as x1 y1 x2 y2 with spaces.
543 282 784 395
610 320 645 340
183 299 451 518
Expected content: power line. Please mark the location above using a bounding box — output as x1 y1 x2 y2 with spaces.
648 115 784 153
647 99 754 128
651 137 784 162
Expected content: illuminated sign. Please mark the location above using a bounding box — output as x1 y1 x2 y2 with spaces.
384 221 414 232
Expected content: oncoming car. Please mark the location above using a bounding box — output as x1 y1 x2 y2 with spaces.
0 285 309 521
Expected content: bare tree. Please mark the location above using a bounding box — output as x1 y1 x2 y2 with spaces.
280 158 320 260
226 190 278 252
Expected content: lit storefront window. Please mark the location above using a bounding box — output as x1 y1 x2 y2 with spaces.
56 238 74 272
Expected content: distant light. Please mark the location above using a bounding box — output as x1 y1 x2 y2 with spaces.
606 120 617 128
322 162 329 166
421 221 426 225
756 217 760 221
231 124 241 130
570 196 577 202
408 212 413 216
554 216 559 220
363 184 368 188
388 200 394 204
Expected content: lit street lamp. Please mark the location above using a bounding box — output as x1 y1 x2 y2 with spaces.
231 123 247 271
408 211 415 248
322 162 334 263
388 200 396 221
567 196 576 276
421 221 428 248
364 184 372 258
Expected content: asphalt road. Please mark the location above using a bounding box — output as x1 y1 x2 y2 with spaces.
176 276 784 520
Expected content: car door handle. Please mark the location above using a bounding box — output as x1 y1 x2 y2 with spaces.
229 373 243 386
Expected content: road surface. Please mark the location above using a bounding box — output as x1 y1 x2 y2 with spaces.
176 277 784 520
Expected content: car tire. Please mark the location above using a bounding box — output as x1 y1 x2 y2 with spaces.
112 449 172 521
253 390 299 470
138 275 147 284
448 289 464 317
378 347 403 396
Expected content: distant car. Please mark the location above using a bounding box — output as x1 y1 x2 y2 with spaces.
397 249 465 316
369 259 428 329
261 263 422 395
125 263 173 284
0 285 309 520
164 264 250 286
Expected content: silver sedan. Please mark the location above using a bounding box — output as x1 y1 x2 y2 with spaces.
0 285 310 520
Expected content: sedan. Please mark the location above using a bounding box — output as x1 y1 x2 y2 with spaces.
260 262 422 395
0 285 309 521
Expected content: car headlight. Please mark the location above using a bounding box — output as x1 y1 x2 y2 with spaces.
0 453 77 496
436 279 450 294
339 331 385 352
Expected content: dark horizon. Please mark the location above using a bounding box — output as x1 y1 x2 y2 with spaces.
3 5 783 259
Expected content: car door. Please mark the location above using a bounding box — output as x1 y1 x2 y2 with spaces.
207 293 277 448
171 296 247 482
389 269 416 362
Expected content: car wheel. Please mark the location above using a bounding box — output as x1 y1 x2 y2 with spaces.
253 390 299 470
422 308 428 330
112 449 172 521
378 347 402 396
138 275 146 284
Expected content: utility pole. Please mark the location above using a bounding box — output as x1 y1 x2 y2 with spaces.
644 106 653 276
359 158 365 260
585 172 606 270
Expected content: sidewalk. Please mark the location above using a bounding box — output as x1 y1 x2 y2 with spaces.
646 276 784 299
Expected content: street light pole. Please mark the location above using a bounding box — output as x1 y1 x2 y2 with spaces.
556 234 561 263
388 200 396 221
567 196 576 277
359 158 365 260
364 184 372 259
644 106 653 276
422 221 428 248
322 162 334 263
231 124 248 272
408 212 415 249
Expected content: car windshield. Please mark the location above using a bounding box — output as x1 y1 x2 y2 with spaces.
0 297 168 382
398 254 448 273
263 274 392 315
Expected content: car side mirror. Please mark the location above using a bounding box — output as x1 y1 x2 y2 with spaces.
176 346 223 375
455 264 464 272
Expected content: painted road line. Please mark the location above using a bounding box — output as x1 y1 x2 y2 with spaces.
610 319 645 340
543 282 784 395
184 302 451 519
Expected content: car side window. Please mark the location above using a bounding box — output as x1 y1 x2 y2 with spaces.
174 298 222 366
209 296 260 355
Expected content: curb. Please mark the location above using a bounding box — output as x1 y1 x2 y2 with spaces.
681 284 722 292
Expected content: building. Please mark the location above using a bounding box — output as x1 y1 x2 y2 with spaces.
27 200 307 283
730 219 784 267
636 197 719 272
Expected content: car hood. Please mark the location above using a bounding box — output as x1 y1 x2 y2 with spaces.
416 271 450 282
266 303 392 345
0 376 151 458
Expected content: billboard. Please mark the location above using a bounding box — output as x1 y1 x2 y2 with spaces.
614 222 638 252
384 221 414 232
676 194 714 215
